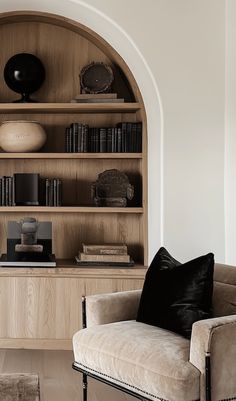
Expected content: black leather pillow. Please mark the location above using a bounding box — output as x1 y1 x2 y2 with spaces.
136 247 214 338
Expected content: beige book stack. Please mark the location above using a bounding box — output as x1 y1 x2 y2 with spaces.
75 243 134 266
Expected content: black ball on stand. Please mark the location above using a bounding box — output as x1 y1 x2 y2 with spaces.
4 53 46 103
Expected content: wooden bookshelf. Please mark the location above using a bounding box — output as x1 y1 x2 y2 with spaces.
0 11 148 361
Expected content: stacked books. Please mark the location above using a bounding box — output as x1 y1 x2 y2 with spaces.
0 176 14 206
70 93 124 103
45 178 62 206
75 243 134 266
65 122 142 153
65 123 89 153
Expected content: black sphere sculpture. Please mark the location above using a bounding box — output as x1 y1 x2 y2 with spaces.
4 53 45 103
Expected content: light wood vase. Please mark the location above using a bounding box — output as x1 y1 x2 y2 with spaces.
0 120 46 152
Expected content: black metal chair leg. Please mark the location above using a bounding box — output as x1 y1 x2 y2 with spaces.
83 372 88 401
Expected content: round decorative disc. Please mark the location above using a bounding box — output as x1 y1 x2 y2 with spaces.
80 62 114 94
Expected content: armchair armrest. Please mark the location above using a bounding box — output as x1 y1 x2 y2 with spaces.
85 289 142 327
190 314 236 401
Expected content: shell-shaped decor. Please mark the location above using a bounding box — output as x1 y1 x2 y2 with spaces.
0 120 46 152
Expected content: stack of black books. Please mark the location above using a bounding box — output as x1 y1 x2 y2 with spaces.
0 176 14 206
65 122 142 153
65 123 89 152
45 178 62 206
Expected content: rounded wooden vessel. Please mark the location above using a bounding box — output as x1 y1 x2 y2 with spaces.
0 120 46 152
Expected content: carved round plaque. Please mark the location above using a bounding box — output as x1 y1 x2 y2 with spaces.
80 62 114 94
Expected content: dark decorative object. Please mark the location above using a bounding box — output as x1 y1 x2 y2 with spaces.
80 62 114 94
1 219 56 266
4 53 45 102
14 173 39 206
91 169 134 207
136 247 214 338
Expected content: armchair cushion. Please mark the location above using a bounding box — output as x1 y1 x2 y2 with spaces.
73 320 200 401
137 247 214 338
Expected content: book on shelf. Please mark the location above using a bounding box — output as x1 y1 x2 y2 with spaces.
0 253 56 267
82 243 128 255
65 121 142 153
78 252 130 263
0 176 14 206
45 178 62 206
75 255 134 267
71 98 124 103
74 93 118 100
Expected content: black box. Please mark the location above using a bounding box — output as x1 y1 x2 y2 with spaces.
14 173 39 206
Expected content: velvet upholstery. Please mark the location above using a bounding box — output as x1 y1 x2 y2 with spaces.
73 263 236 401
73 321 200 401
86 289 141 327
190 315 236 401
136 248 214 338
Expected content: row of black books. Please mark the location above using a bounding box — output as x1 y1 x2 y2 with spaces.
0 176 14 206
65 122 142 153
45 178 62 206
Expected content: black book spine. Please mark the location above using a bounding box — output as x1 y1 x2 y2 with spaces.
71 123 79 153
8 177 12 206
69 127 73 153
117 127 122 152
117 122 127 152
107 127 112 152
65 127 70 152
83 125 89 152
111 127 116 152
78 124 82 152
12 175 15 206
53 179 57 206
95 128 99 152
49 179 54 207
45 178 50 206
136 122 142 152
126 122 132 152
0 178 2 206
81 125 85 152
100 128 107 152
2 176 5 206
5 177 9 206
56 179 60 206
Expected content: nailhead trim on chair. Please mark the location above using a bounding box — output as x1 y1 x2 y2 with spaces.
220 398 236 400
76 361 200 401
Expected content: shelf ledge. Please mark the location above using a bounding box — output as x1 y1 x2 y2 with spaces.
0 152 143 159
0 102 141 113
0 206 143 213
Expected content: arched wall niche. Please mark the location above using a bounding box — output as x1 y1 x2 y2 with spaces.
0 11 142 104
0 3 163 263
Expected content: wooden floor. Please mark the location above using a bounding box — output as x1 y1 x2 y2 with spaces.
0 349 134 401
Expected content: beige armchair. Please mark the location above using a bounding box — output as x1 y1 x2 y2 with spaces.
73 263 236 401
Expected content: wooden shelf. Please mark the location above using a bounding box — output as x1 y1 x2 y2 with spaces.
0 206 143 213
0 102 141 113
0 259 147 279
0 152 143 159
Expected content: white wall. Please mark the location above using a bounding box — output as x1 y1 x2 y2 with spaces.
85 0 226 263
225 0 236 265
0 0 228 263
